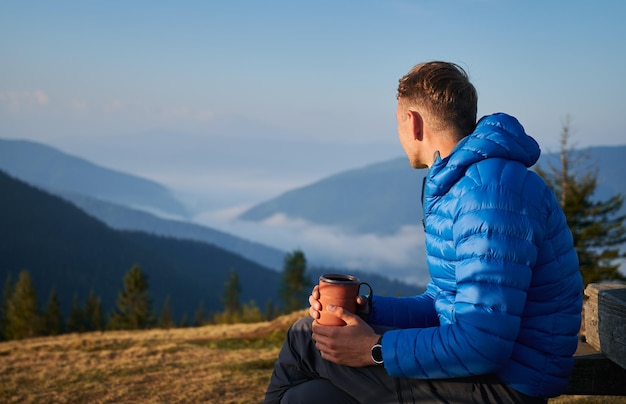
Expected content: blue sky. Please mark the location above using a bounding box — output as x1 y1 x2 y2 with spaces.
3 1 625 150
2 2 625 154
2 1 625 279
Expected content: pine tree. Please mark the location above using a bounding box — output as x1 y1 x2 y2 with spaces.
158 295 175 329
66 294 85 333
5 270 40 340
222 270 242 316
193 300 206 327
213 270 243 323
265 299 278 321
279 250 311 313
0 273 13 340
85 290 104 331
42 288 63 336
108 265 155 330
536 119 626 286
179 312 190 328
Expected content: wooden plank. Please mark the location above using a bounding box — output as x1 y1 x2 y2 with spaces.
584 283 626 370
565 340 626 395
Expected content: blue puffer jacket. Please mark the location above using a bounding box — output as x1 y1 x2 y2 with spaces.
370 113 583 398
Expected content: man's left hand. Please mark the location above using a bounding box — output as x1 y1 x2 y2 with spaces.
311 304 381 367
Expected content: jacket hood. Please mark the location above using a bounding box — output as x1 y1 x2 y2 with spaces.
427 113 540 195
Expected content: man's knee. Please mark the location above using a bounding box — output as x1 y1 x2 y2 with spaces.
281 379 359 404
290 316 313 332
284 317 314 351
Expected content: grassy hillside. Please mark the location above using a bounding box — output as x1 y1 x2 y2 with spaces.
0 310 620 404
0 310 305 403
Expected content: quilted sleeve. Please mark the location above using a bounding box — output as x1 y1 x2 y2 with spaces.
368 281 439 328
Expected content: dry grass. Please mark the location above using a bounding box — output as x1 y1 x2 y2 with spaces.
0 309 623 404
0 310 305 404
551 397 626 404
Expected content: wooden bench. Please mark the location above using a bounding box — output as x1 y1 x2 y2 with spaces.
563 283 626 396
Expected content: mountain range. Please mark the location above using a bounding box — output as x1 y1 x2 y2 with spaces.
241 158 427 235
5 138 623 242
0 170 282 319
0 139 190 219
240 145 626 235
1 137 624 315
0 138 424 319
0 138 286 271
61 191 286 271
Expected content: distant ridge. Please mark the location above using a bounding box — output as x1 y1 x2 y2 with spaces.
0 137 426 286
0 138 189 219
0 137 290 270
0 169 282 319
5 136 622 285
240 158 428 235
1 170 423 320
62 191 286 271
239 145 626 235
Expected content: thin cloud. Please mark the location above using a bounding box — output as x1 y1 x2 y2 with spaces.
0 90 49 113
160 105 191 120
69 98 89 112
104 99 127 114
194 211 429 285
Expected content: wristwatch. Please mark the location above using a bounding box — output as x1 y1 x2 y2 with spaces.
371 335 383 365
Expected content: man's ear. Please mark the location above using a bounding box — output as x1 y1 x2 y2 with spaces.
408 110 423 141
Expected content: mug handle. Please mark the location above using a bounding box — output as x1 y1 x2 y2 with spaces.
358 282 373 312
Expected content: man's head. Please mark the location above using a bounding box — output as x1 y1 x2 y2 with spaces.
395 61 477 168
397 61 477 139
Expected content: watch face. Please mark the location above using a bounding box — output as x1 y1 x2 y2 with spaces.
372 344 383 364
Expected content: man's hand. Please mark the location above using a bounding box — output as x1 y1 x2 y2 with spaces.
311 305 381 367
308 285 371 321
308 285 322 320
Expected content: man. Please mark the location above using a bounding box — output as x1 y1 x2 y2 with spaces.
264 61 583 403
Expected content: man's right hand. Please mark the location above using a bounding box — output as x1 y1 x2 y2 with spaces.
308 285 321 320
309 285 372 321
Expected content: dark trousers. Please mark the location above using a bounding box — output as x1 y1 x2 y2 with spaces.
264 318 546 404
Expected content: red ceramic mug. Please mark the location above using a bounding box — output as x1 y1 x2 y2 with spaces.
317 273 373 326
